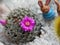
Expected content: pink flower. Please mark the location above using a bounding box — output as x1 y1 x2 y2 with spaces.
20 16 35 32
0 20 7 26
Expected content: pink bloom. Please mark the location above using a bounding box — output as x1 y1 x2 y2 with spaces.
0 20 7 26
20 16 35 32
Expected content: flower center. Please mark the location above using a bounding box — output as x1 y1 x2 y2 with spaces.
25 21 30 26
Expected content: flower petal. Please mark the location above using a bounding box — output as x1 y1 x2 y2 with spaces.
20 16 35 32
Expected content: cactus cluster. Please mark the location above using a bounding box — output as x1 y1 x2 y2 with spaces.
4 8 42 44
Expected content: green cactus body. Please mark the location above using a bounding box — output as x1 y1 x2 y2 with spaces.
4 8 42 44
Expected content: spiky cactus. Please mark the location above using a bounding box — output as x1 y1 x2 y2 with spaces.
3 8 42 44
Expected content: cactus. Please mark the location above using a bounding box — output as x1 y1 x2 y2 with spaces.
4 8 42 44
